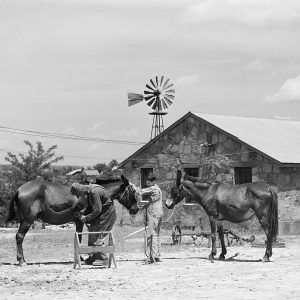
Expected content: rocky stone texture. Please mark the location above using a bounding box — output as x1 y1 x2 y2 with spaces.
279 190 300 235
122 116 300 234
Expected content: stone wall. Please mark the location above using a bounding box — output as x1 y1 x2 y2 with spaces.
122 116 300 233
278 190 300 235
124 116 299 190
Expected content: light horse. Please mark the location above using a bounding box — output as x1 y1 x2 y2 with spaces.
6 175 139 266
166 170 278 262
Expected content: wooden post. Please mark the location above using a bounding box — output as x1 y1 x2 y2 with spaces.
73 231 116 270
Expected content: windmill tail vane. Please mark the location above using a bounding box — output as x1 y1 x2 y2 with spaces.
127 75 175 139
128 93 144 106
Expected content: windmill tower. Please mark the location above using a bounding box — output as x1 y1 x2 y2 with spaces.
128 76 175 140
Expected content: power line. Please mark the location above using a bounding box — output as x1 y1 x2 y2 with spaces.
0 125 146 145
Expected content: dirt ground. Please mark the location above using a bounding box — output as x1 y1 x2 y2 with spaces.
0 227 300 300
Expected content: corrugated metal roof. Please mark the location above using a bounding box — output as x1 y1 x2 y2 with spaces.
194 112 300 164
66 168 83 176
84 169 100 176
66 168 99 176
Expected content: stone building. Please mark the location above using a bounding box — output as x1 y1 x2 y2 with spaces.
119 112 300 234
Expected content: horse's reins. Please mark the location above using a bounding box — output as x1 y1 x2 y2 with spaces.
162 207 176 223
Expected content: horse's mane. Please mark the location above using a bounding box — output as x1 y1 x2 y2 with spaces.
95 178 122 185
183 175 211 189
184 175 210 184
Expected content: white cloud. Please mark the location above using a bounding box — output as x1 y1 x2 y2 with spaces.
176 75 200 86
87 121 107 132
246 58 269 71
116 129 139 138
183 0 300 27
264 75 300 103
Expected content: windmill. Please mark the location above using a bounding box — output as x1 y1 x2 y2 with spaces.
128 76 175 140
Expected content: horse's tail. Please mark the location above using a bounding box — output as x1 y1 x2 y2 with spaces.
6 191 19 223
268 187 278 242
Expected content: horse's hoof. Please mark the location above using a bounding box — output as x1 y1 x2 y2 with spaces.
208 254 215 260
19 261 27 267
218 255 225 260
262 256 270 262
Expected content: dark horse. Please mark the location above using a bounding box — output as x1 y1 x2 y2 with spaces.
166 170 278 262
6 175 139 266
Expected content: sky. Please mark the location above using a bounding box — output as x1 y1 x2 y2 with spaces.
0 0 300 167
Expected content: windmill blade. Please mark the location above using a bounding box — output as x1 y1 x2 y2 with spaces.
146 84 154 91
155 76 159 87
147 97 157 107
152 98 159 110
150 78 157 89
162 78 170 89
164 83 174 90
164 96 173 105
127 93 144 106
165 89 175 93
160 76 164 87
161 98 168 109
144 90 154 95
144 95 155 101
165 93 175 99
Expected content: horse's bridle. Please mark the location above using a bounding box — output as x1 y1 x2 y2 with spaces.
118 183 138 209
175 184 187 204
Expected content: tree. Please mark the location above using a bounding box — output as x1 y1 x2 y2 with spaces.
108 159 118 169
5 140 64 182
92 159 120 179
93 162 107 173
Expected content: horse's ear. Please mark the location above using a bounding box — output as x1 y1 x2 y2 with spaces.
121 175 129 186
176 170 182 187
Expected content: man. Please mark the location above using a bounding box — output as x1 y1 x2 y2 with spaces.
137 173 163 263
70 182 117 265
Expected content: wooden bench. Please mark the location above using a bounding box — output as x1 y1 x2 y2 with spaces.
73 231 116 269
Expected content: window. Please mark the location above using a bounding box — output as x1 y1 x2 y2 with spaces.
140 168 153 188
234 167 252 184
184 168 199 177
249 151 257 161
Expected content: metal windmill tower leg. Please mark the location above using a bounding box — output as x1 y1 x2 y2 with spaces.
149 110 167 140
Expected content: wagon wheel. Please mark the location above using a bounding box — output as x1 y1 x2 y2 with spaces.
171 224 182 245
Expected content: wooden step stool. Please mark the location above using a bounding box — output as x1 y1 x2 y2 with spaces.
73 231 117 269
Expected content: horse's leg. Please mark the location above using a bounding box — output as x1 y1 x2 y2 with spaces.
208 216 217 260
217 221 227 260
257 214 273 262
16 220 33 266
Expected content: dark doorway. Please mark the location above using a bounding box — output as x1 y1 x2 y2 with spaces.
140 168 153 188
234 167 252 184
141 168 153 201
184 168 199 177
